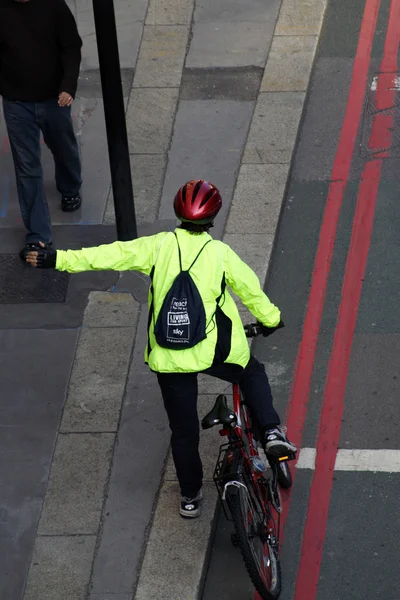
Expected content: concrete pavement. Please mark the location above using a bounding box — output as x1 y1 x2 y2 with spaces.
0 0 326 598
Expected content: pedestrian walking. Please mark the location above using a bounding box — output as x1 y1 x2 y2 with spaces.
0 0 83 258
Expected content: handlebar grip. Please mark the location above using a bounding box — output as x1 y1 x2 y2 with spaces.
244 323 264 338
244 321 285 338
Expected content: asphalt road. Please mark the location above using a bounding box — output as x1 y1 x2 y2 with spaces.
202 0 400 599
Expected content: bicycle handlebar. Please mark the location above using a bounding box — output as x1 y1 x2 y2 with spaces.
244 323 264 338
244 322 284 338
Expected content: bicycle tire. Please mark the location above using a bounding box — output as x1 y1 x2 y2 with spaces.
227 487 282 599
277 461 292 489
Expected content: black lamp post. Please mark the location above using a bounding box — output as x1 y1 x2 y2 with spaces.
92 0 137 240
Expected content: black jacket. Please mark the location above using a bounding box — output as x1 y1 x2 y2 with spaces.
0 0 82 101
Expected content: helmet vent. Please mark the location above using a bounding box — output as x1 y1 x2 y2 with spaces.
181 184 188 203
192 180 203 200
199 188 215 207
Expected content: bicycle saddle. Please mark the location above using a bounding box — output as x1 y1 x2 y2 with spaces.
201 394 237 430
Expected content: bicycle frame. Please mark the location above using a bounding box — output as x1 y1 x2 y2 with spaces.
232 382 258 456
215 383 278 527
207 323 287 598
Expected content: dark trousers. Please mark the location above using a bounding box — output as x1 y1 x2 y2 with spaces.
2 98 82 243
157 355 280 497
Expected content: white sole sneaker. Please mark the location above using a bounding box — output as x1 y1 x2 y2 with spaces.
179 489 203 518
265 439 297 457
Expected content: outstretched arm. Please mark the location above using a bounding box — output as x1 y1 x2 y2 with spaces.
26 236 164 276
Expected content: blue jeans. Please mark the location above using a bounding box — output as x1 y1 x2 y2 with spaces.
3 98 82 243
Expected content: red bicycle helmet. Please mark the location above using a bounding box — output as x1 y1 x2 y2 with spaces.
174 180 222 224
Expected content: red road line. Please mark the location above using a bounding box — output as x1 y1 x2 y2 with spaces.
254 2 381 598
293 159 382 600
279 0 382 533
293 0 400 597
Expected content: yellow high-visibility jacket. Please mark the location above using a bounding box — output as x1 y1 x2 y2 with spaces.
56 228 281 373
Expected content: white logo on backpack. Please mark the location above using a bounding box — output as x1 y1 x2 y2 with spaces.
167 297 190 341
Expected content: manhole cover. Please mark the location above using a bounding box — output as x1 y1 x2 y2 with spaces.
360 72 400 158
0 255 69 304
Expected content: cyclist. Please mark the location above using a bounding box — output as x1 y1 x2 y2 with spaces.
26 180 296 518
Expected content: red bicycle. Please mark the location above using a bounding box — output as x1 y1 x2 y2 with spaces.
202 323 295 600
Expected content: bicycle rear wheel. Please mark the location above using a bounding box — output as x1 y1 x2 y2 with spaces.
227 483 281 599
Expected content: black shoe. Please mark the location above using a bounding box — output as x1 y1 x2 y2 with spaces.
180 489 202 519
19 242 50 261
61 193 81 212
264 427 297 458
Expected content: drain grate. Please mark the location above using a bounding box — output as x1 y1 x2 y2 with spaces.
360 72 400 158
0 255 69 304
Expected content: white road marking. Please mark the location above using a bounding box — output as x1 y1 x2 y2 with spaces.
296 448 400 472
296 448 317 469
371 75 400 91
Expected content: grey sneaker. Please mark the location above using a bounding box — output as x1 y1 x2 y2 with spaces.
180 489 203 518
264 426 297 458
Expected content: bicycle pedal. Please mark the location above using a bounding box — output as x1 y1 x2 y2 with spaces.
277 451 296 463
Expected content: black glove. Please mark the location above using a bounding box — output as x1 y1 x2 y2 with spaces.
35 245 57 269
259 320 285 337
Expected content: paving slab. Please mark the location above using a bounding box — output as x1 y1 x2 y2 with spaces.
186 21 276 68
180 67 263 101
134 26 190 88
38 433 114 535
194 0 281 23
0 330 78 600
261 35 318 92
134 482 217 600
24 535 96 600
158 99 255 238
83 291 140 328
226 164 289 234
193 0 280 23
275 0 327 36
146 0 194 25
61 327 136 432
103 154 167 226
80 22 143 71
242 92 305 164
223 233 274 283
89 311 170 595
126 88 180 154
70 0 146 70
